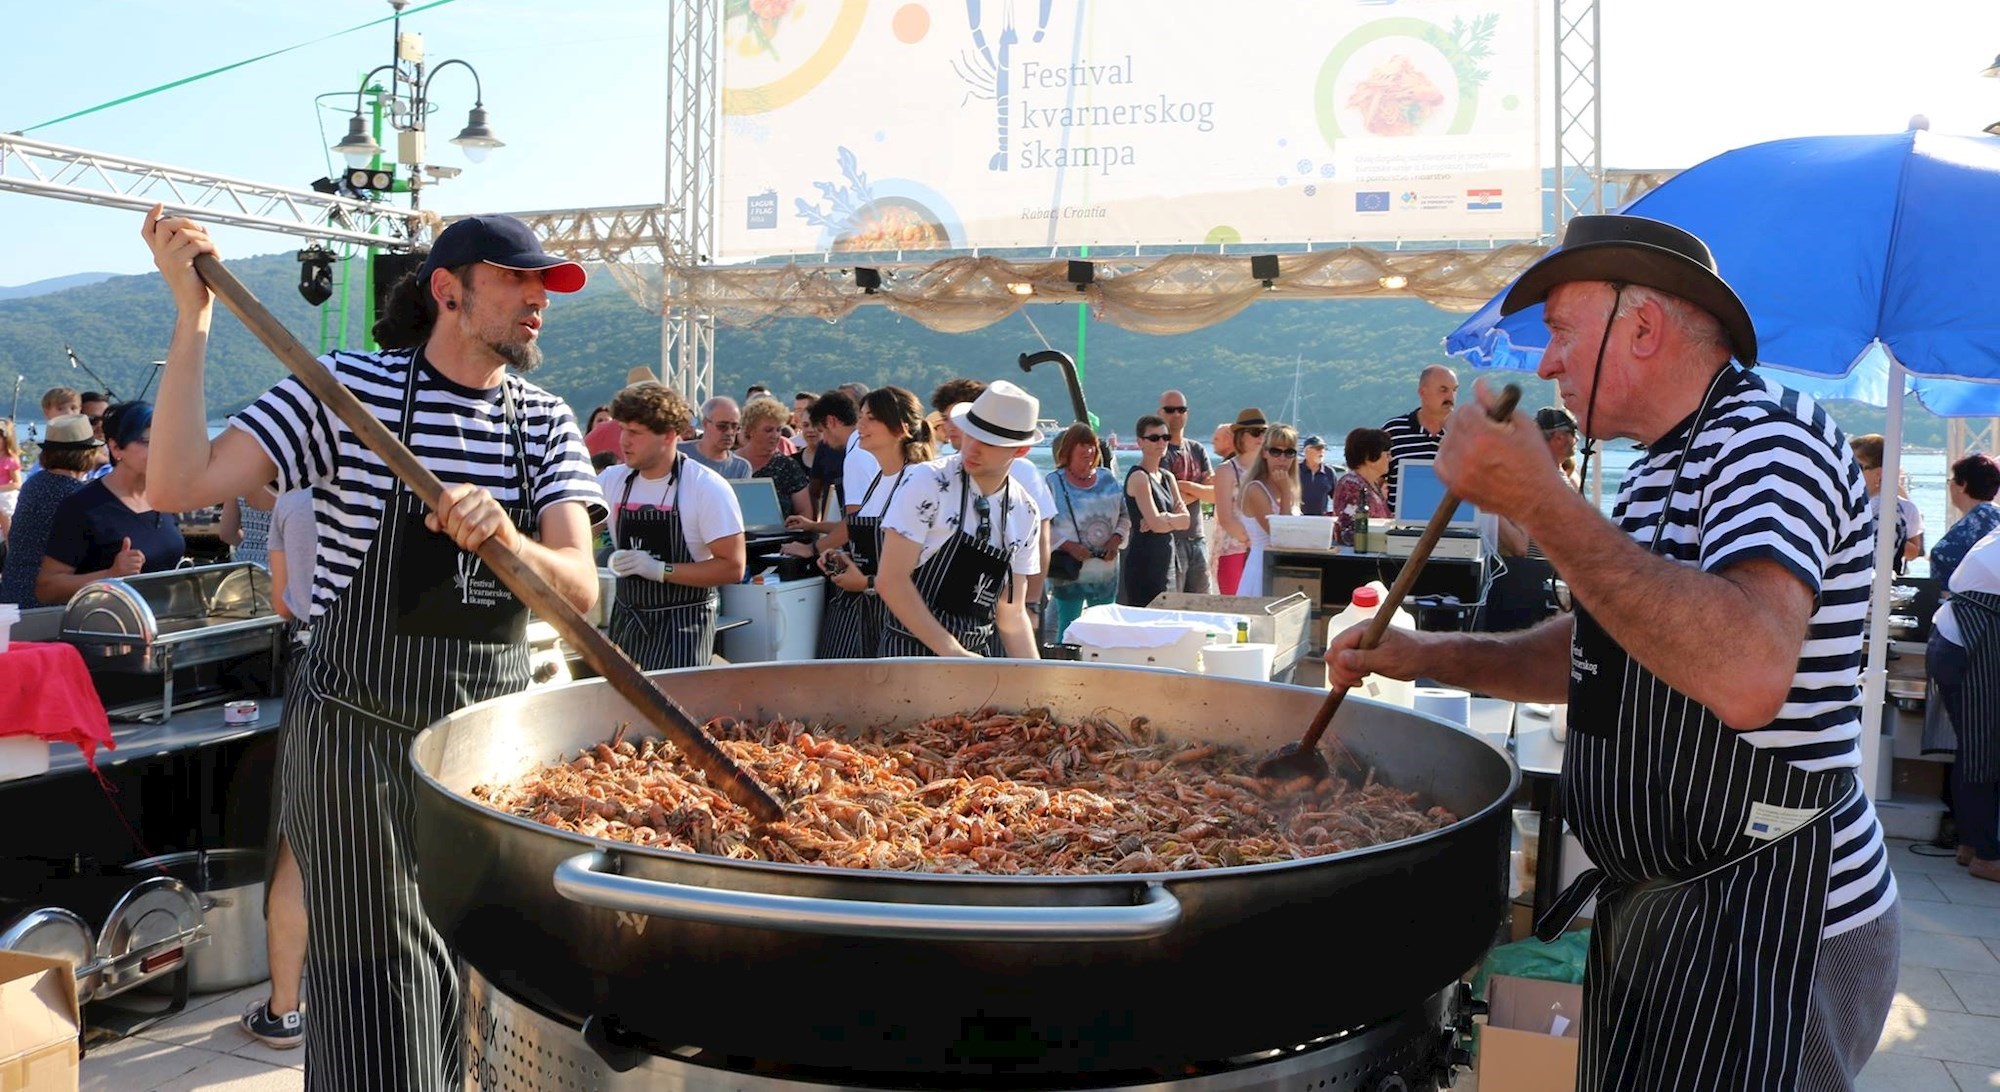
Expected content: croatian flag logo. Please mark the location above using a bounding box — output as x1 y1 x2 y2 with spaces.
1466 188 1503 211
1355 191 1391 213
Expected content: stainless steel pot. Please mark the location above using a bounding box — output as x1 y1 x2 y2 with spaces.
411 661 1516 1080
127 849 268 994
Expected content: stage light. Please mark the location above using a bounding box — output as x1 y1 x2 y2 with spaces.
297 247 336 307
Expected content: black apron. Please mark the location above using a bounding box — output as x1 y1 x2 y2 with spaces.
817 468 903 659
1539 370 1862 1092
1941 591 2000 780
285 355 538 1092
606 454 719 671
881 469 1018 657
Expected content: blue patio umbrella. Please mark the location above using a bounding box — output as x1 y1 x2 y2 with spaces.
1445 130 2000 416
1444 130 2000 798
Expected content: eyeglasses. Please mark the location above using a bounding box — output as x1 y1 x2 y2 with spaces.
1265 448 1298 458
1142 433 1171 443
1161 406 1188 414
1240 427 1267 437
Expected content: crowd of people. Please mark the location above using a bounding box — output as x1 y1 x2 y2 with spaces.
1 202 1984 1091
0 386 191 607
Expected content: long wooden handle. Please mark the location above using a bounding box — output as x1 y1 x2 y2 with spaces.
1296 383 1524 754
193 253 785 823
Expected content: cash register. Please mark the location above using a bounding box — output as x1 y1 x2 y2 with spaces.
1382 460 1486 561
730 478 819 579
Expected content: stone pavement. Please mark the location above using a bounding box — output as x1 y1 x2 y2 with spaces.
77 838 2000 1091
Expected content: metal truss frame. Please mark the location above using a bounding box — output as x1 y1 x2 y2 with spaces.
0 133 417 250
1552 0 1603 233
661 0 720 403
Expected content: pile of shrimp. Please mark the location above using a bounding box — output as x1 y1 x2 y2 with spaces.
471 707 1455 874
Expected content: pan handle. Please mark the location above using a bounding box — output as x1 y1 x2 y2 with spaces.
553 851 1182 941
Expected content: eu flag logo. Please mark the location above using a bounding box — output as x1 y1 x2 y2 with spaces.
1354 191 1391 213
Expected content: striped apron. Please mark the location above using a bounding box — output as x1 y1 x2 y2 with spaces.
606 454 718 671
816 469 902 659
1939 591 2000 781
881 470 1016 657
283 361 536 1092
1538 375 1874 1091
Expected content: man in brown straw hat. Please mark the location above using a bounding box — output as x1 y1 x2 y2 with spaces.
1328 214 1897 1090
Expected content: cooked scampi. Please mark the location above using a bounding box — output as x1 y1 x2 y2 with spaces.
472 707 1454 873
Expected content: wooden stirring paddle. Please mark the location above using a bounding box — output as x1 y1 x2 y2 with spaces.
1255 382 1524 784
191 252 785 823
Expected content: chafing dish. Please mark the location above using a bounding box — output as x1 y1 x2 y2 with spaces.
61 563 286 720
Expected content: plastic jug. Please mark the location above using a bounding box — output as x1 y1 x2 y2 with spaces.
1323 582 1414 707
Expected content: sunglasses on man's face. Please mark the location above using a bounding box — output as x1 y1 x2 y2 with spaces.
1161 406 1188 414
1141 433 1171 443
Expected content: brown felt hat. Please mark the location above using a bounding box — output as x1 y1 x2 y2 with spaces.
1501 214 1758 366
1231 407 1268 433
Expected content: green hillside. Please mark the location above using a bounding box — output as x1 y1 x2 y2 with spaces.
0 249 1953 449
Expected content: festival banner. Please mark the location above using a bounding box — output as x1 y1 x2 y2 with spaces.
718 0 1539 259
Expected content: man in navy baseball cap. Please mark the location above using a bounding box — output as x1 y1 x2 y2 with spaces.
419 214 587 293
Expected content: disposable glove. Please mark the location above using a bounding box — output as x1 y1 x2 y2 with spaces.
608 549 669 582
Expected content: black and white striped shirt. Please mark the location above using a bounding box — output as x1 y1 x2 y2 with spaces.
1610 366 1893 937
1379 408 1443 512
230 348 605 621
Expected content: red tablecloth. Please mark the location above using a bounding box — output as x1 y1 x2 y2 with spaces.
1 641 114 766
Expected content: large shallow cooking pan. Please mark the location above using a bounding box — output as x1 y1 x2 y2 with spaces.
411 661 1515 1080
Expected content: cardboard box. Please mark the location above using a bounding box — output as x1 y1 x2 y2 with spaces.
1479 974 1581 1092
0 952 79 1092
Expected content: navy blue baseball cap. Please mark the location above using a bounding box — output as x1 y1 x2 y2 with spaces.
419 215 586 293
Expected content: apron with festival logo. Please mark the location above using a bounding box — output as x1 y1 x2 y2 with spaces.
880 469 1017 657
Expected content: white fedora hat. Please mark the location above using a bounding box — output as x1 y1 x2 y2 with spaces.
950 380 1044 448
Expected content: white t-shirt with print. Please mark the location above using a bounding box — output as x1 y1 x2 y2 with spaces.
883 454 1041 576
597 457 744 562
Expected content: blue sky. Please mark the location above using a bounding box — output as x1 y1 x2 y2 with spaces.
3 0 1999 287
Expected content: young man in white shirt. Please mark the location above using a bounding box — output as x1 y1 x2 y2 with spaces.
598 383 746 669
879 381 1043 658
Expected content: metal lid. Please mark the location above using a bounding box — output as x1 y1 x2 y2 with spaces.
1 905 102 1003
96 875 203 964
62 562 275 645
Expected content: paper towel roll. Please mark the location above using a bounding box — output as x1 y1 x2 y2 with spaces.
1412 686 1472 726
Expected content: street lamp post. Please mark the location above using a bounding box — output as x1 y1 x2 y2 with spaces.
327 0 504 210
320 0 503 346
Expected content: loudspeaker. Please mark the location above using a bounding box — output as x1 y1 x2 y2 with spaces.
1066 259 1094 287
1250 254 1281 285
372 251 427 318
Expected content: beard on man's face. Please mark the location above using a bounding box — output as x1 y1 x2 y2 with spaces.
491 337 542 372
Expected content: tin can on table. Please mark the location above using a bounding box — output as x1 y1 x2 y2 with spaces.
222 700 260 725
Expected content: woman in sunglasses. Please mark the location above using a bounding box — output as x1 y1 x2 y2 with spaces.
1119 415 1190 608
1237 424 1302 597
1212 408 1267 594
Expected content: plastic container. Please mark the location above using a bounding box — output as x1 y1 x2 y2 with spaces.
1267 514 1334 550
0 602 17 654
0 736 50 782
1323 582 1415 707
1064 605 1228 672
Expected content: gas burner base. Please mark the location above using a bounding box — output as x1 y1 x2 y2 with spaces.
465 968 1468 1092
